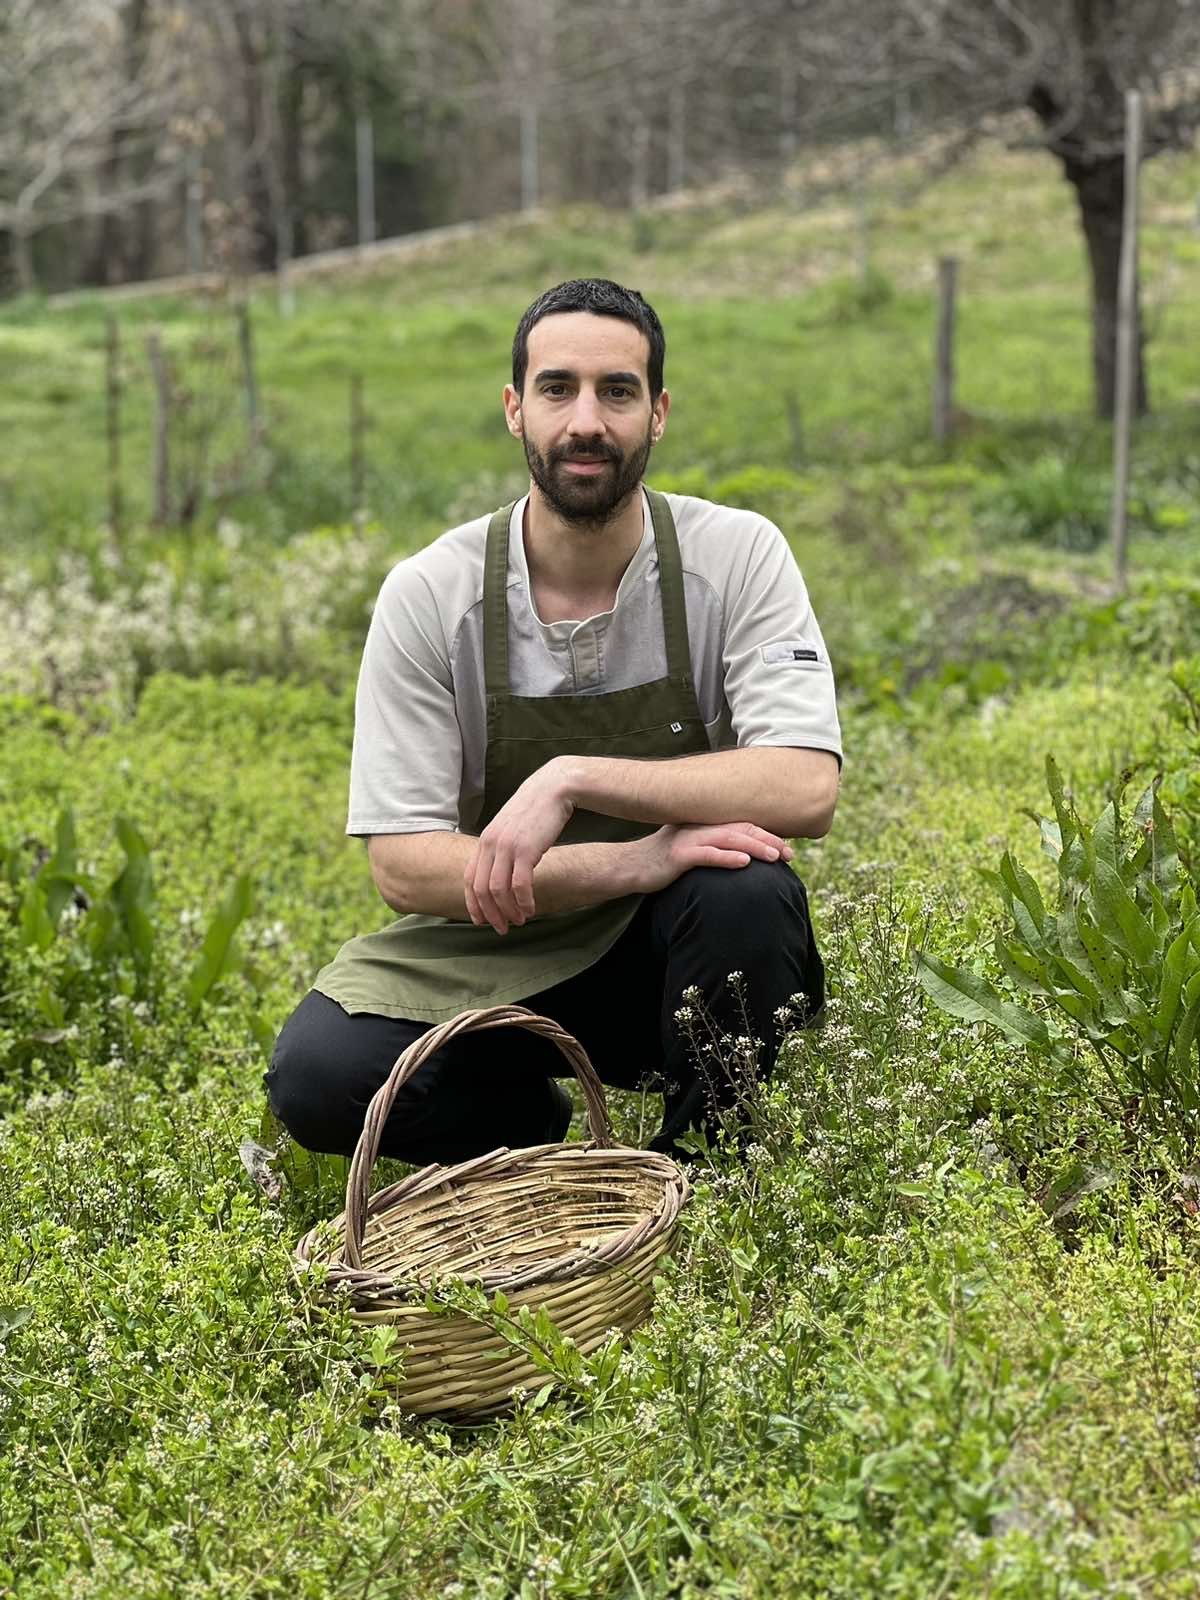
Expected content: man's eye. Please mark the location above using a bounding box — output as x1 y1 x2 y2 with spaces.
542 384 569 397
607 387 633 400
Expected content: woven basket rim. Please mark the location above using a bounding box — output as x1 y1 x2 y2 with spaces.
295 1139 688 1300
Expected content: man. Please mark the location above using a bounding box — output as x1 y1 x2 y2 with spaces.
268 278 841 1164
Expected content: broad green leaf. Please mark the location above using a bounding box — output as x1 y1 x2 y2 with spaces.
41 809 78 925
1091 801 1120 873
18 881 55 951
0 1306 33 1340
1069 906 1129 1024
1038 816 1063 867
185 873 254 1012
113 817 156 991
1174 995 1200 1077
994 935 1052 995
1071 906 1124 987
1089 860 1158 972
1051 990 1093 1025
1045 756 1088 885
916 953 1050 1047
1150 789 1181 895
1000 852 1047 933
1045 755 1070 835
1046 951 1100 1008
1147 883 1170 940
1129 783 1180 899
1009 896 1044 955
1155 926 1198 1038
1 843 21 888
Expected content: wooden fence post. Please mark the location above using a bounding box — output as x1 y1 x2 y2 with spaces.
1111 89 1143 594
106 315 123 542
235 302 261 447
785 390 804 471
356 104 377 246
146 328 171 526
932 255 958 445
350 373 366 529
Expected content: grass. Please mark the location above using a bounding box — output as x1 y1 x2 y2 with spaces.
3 139 1199 542
2 137 1200 1595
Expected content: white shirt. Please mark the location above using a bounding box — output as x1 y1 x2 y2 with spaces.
348 489 842 836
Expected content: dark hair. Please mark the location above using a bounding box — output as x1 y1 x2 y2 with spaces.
512 278 666 400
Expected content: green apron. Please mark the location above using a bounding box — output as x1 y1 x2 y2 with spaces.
313 488 711 1023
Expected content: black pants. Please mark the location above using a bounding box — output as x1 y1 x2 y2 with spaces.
266 859 823 1164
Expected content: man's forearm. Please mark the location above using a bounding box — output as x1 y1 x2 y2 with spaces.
368 830 644 920
559 746 839 839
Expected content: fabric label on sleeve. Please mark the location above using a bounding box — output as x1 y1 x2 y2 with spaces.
760 640 829 667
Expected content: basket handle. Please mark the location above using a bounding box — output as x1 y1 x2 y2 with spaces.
342 1004 615 1269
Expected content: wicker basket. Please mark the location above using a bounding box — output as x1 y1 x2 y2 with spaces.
294 1003 690 1418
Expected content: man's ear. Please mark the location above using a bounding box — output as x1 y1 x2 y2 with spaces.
503 383 523 438
651 387 670 443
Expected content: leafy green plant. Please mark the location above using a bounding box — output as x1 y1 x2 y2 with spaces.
974 454 1112 550
917 757 1200 1160
3 807 254 1029
1160 656 1200 869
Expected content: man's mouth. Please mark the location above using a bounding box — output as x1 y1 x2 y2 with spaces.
561 458 609 476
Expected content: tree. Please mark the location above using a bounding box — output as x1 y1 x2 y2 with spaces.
0 0 184 293
729 0 1200 418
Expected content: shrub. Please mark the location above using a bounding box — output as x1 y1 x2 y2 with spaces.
974 455 1112 550
917 757 1200 1165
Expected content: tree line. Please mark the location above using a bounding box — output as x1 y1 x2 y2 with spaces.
3 0 1198 418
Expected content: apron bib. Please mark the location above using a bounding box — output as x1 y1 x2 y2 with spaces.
313 489 711 1022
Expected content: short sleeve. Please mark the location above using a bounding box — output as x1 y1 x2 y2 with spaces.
347 560 463 836
721 518 842 762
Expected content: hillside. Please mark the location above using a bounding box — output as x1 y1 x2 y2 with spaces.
2 138 1200 1597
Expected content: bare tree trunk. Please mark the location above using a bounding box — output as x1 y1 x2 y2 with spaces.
13 223 34 294
1062 154 1149 420
520 102 539 213
630 118 650 209
668 85 686 194
1111 90 1142 592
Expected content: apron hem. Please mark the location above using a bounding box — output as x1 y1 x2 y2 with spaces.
310 931 636 1024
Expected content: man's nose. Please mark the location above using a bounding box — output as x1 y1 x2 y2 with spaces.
566 389 606 436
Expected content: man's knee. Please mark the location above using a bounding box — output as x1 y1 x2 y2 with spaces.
265 992 358 1154
667 859 813 939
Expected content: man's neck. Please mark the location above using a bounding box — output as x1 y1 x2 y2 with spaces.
521 483 646 617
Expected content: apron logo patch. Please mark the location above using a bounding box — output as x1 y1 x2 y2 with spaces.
670 721 684 733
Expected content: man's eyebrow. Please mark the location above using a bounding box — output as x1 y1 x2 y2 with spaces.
532 368 644 388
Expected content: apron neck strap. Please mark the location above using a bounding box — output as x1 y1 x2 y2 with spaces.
483 501 518 700
482 489 694 699
644 488 693 685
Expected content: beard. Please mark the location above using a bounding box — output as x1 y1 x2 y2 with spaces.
523 422 654 530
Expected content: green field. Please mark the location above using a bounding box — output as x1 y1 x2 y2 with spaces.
3 140 1200 1596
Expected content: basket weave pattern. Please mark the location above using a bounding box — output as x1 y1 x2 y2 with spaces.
294 1004 690 1417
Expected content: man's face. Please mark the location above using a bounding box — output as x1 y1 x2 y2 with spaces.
504 312 669 527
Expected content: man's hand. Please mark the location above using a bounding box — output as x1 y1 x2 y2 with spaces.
464 759 576 933
464 756 799 935
633 822 793 892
